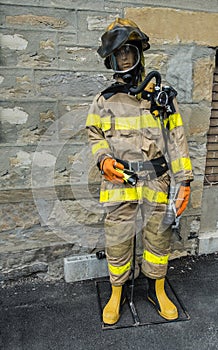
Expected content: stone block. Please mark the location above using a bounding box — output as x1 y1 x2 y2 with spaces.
34 69 110 98
18 31 58 68
0 141 86 190
57 104 89 140
0 224 81 280
86 14 118 31
0 202 39 232
0 100 57 144
166 47 193 103
56 32 77 47
0 262 48 281
189 177 204 210
3 6 76 32
46 199 104 228
143 52 168 73
193 55 215 103
1 0 103 9
58 45 105 71
0 29 58 68
125 7 218 47
2 0 218 13
179 103 211 137
77 12 118 46
0 33 28 51
0 67 35 99
57 100 90 118
188 142 207 177
0 145 35 188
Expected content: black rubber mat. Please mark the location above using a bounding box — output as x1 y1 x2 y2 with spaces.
95 275 190 330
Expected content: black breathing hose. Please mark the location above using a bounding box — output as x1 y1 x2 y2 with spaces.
129 70 162 94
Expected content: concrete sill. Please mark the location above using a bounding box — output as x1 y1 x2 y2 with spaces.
198 231 218 255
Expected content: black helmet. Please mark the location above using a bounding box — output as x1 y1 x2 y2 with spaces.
97 17 150 59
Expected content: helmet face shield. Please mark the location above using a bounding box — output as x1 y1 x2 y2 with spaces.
109 44 140 74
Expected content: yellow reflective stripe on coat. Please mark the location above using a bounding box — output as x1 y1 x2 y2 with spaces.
164 113 183 131
92 140 110 154
87 113 161 131
101 116 111 131
115 114 161 130
171 157 192 174
100 185 168 203
108 261 131 275
143 250 169 265
86 113 101 128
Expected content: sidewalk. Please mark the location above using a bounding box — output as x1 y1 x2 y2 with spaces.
0 253 217 350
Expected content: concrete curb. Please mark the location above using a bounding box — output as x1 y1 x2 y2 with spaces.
64 254 108 283
198 231 218 254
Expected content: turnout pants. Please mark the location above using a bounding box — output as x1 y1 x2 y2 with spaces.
104 201 172 286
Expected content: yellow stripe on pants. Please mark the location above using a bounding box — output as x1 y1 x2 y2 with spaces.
100 186 168 204
108 261 131 275
143 250 169 265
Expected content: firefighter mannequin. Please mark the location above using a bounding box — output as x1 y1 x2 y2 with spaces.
86 18 193 325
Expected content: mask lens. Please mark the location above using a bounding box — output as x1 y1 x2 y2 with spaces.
114 45 131 58
110 44 140 73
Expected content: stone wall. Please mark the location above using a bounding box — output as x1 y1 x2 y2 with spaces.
0 0 217 280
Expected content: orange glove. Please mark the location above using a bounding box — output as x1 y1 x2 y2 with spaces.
100 158 124 184
175 182 191 217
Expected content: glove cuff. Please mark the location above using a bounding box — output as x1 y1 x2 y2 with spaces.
97 154 112 171
181 180 190 187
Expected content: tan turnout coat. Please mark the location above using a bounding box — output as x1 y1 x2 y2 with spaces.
86 90 193 206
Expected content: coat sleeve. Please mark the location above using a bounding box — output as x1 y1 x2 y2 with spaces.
86 94 113 166
165 98 194 183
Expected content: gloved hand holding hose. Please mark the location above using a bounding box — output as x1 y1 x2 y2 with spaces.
175 181 191 217
100 157 124 184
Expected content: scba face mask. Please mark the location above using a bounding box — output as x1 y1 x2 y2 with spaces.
109 44 140 74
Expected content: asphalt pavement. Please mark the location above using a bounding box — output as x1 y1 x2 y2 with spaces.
0 253 218 350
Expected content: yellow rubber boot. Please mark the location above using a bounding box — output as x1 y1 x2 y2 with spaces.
147 278 178 320
103 285 123 325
